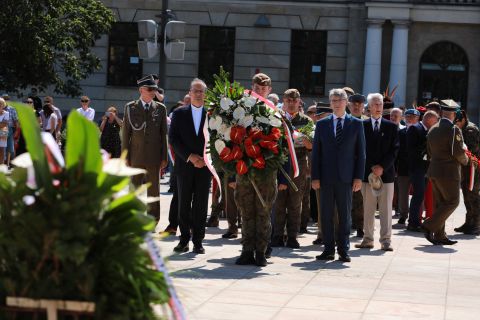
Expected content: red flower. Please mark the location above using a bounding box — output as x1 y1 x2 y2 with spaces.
219 147 234 162
231 144 243 160
245 143 261 158
252 155 265 169
248 128 263 140
269 127 282 140
230 126 247 144
259 140 279 154
236 160 248 175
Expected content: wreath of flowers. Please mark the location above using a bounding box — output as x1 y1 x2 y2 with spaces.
205 68 288 179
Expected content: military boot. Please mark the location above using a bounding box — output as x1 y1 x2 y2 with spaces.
235 251 255 265
454 216 471 233
206 215 219 227
255 251 267 267
464 215 480 235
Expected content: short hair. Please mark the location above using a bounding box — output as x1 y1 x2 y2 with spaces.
0 98 5 107
80 95 90 101
283 89 300 99
342 87 355 96
367 93 383 104
252 73 271 86
328 88 348 100
107 105 118 113
190 78 207 91
44 96 53 103
390 108 403 116
423 110 440 121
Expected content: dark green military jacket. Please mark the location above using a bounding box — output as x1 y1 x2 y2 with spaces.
122 99 168 167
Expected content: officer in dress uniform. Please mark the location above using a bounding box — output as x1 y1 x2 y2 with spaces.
122 75 168 222
422 100 469 245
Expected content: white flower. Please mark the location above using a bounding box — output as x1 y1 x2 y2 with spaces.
214 140 226 154
103 158 146 176
257 116 270 124
22 195 35 206
208 116 222 131
244 96 257 108
220 97 234 110
233 107 246 120
223 127 231 141
240 115 254 128
269 116 282 127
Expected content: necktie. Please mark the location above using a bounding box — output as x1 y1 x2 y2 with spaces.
374 119 379 133
144 103 150 111
336 118 343 144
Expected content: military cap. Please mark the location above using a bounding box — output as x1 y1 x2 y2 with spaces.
348 94 366 103
137 75 158 88
316 102 332 115
342 87 355 96
405 109 421 116
283 88 300 99
440 99 460 112
149 74 159 80
252 73 271 86
306 105 317 114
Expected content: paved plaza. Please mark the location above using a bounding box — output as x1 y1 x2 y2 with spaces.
155 176 480 320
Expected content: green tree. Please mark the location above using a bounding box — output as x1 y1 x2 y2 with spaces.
0 0 115 97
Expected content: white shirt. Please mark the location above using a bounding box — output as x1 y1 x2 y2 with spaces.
332 113 346 136
140 99 152 110
0 111 10 124
40 105 62 130
77 107 95 121
45 113 58 131
420 121 428 131
371 117 382 131
191 104 203 136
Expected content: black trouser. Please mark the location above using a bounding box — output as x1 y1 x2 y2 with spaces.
167 183 179 228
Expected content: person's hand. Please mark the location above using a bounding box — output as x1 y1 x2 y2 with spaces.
352 179 362 192
312 179 320 190
302 138 312 150
278 184 287 191
228 182 236 189
160 160 168 169
102 115 107 122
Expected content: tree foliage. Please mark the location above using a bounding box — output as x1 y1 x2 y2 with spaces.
0 0 115 97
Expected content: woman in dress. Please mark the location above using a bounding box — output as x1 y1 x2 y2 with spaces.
0 98 10 164
100 106 122 158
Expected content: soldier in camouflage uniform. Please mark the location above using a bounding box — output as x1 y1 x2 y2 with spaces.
272 89 313 248
454 110 480 235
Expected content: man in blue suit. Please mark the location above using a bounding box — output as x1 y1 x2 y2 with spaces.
311 88 366 262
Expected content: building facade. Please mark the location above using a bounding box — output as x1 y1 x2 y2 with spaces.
47 0 480 121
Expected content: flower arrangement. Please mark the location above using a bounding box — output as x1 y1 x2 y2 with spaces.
205 68 288 180
295 120 315 142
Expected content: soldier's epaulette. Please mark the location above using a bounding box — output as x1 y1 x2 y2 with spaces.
126 101 137 107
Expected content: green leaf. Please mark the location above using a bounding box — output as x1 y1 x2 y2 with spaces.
65 110 102 174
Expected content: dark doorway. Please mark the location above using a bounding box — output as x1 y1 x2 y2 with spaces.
418 41 469 109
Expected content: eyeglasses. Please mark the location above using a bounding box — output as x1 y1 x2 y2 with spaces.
81 100 89 103
191 89 205 94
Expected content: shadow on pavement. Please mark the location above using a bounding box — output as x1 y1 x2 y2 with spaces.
291 259 350 271
414 245 457 254
171 263 270 280
449 233 478 240
349 249 386 257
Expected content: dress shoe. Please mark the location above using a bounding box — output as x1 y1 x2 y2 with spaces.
406 225 423 233
255 251 268 267
163 226 177 235
436 238 458 245
265 246 272 258
173 242 189 253
222 231 238 239
286 238 300 249
421 226 439 245
381 243 394 251
235 251 256 265
316 252 335 261
338 253 351 262
463 228 480 236
206 216 219 227
454 222 467 233
298 227 308 234
356 229 364 238
192 245 205 254
312 238 323 245
355 242 374 249
271 237 285 247
397 217 406 225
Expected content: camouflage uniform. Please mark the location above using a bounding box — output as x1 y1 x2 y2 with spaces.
460 121 480 233
235 171 278 254
274 112 312 242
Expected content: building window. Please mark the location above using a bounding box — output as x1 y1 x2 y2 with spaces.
198 26 235 85
289 30 327 96
107 23 143 87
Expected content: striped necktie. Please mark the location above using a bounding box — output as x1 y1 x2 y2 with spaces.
336 118 343 144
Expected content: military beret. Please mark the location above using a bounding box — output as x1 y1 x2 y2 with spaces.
405 109 421 116
440 99 460 112
137 75 158 88
342 87 355 96
252 73 271 86
348 94 366 103
283 88 300 99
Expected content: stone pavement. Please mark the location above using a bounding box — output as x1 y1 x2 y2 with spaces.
155 176 480 320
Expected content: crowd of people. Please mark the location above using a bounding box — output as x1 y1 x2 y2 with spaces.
2 71 478 267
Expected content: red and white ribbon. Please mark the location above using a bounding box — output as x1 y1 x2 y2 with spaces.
203 119 222 196
246 90 299 178
469 163 475 191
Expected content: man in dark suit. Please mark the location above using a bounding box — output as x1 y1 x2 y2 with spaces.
312 88 366 262
356 93 399 252
169 78 212 254
122 75 168 221
406 110 439 231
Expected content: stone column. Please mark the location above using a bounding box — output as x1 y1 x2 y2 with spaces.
389 20 410 107
362 19 384 95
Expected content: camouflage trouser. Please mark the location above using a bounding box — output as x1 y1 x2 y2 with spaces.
274 156 307 239
234 171 278 253
461 166 480 229
300 176 311 229
351 190 364 230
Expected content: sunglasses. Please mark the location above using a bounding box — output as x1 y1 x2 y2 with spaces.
26 101 33 104
81 100 89 103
